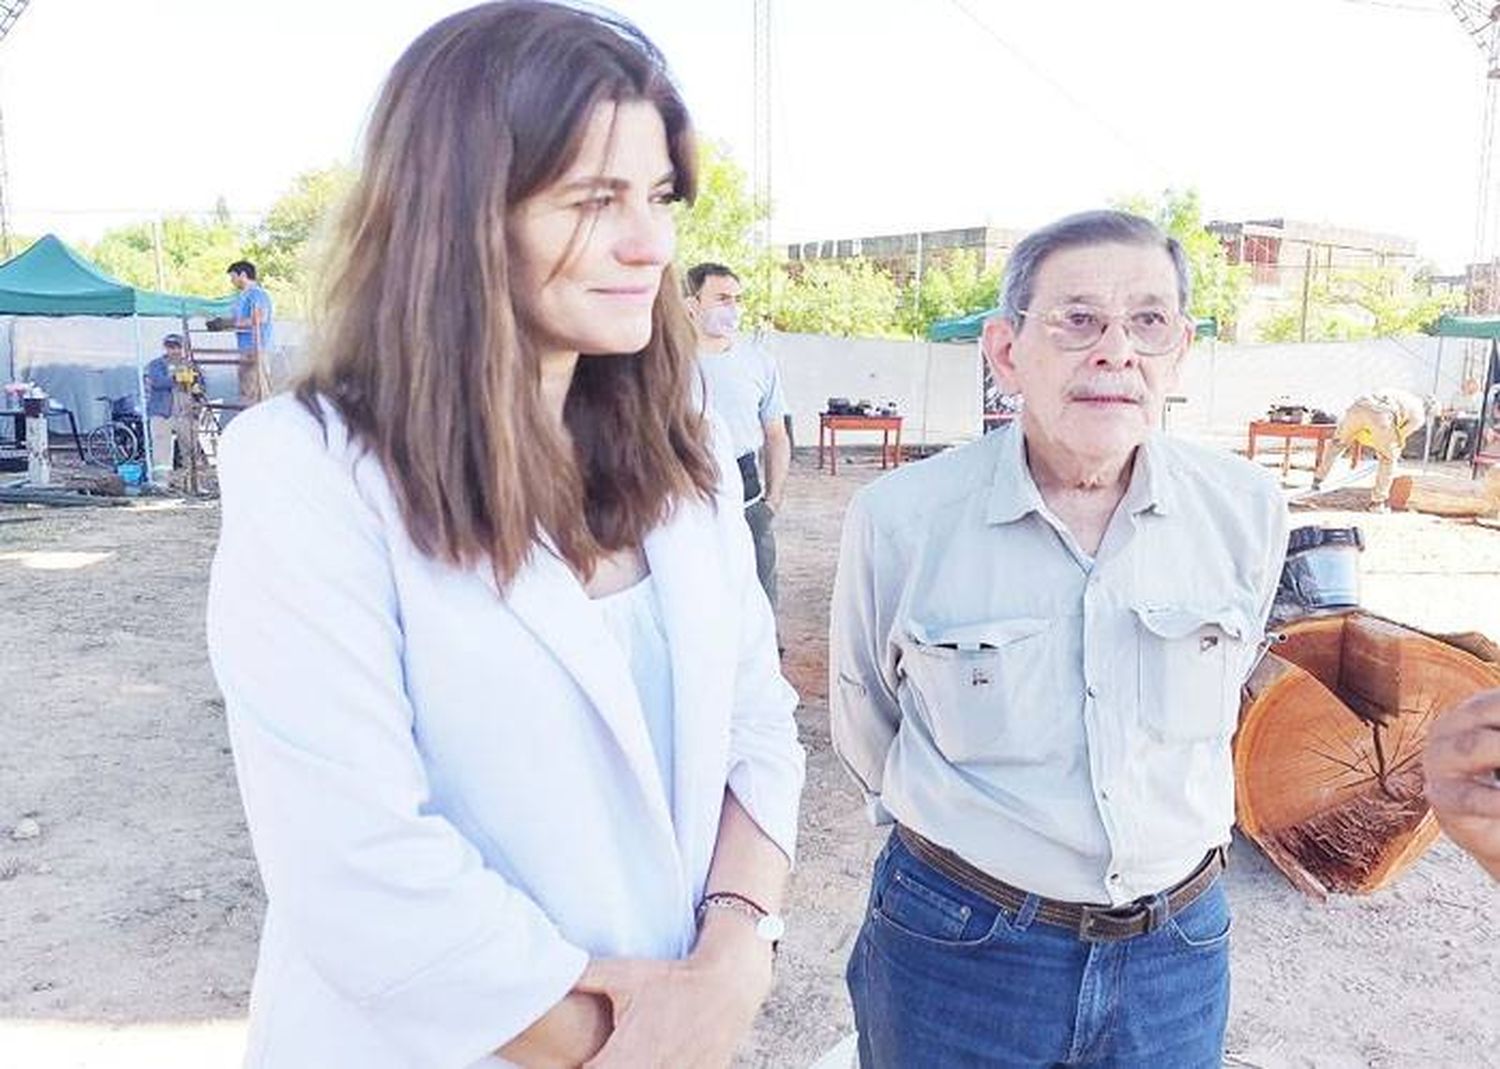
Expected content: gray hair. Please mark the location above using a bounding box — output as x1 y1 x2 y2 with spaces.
996 210 1191 323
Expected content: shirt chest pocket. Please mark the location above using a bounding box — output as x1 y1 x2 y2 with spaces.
1131 604 1255 743
900 617 1060 765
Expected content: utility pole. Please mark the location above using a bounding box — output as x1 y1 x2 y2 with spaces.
1298 246 1313 342
0 102 12 259
0 1 32 260
151 217 166 290
751 0 772 324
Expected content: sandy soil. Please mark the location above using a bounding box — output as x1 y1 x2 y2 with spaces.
1 447 1497 1069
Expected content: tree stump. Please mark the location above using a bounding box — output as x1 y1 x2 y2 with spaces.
1235 611 1500 897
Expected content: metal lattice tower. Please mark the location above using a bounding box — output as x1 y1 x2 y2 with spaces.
0 1 28 40
0 0 32 259
1449 3 1500 273
751 0 772 317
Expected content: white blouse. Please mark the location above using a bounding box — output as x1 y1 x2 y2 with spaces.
595 574 676 812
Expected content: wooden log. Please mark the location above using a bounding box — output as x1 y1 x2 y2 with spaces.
1388 465 1500 516
1235 611 1500 897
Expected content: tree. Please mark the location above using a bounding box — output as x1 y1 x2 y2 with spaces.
896 248 1002 338
1115 189 1249 338
86 215 245 297
672 140 788 325
1256 265 1462 343
675 140 760 274
771 257 903 337
248 163 357 316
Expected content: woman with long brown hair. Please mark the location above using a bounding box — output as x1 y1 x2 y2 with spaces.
206 4 803 1066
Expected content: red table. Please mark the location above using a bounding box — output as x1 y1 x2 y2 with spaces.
1246 420 1360 478
818 413 903 475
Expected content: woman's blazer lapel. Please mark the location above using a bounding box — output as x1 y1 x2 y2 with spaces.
496 547 677 846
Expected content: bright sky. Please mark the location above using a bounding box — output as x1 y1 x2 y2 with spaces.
0 0 1490 270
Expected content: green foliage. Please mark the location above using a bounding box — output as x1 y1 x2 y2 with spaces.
1 231 40 262
248 163 356 317
1115 188 1249 337
771 257 903 337
68 165 353 314
86 215 244 297
896 249 1002 338
675 140 761 281
1255 266 1462 343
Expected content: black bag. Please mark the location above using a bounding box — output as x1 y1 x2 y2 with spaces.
736 451 762 503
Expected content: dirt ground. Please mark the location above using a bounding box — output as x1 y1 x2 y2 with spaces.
1 446 1498 1069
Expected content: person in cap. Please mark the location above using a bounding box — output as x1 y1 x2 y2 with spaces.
142 333 197 489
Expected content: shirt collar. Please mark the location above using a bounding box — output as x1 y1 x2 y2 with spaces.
985 424 1175 526
984 424 1047 526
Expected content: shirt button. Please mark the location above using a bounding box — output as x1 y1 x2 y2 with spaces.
1109 873 1122 883
1086 684 1099 699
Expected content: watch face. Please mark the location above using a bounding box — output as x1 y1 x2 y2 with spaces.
757 914 787 942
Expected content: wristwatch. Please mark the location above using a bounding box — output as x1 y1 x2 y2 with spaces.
696 891 786 950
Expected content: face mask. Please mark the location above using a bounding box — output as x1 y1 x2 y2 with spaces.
700 304 741 339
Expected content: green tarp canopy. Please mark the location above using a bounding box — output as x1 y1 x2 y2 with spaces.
927 308 993 343
927 308 1219 343
1428 313 1500 341
0 234 233 317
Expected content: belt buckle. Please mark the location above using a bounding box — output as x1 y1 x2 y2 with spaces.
1078 895 1169 943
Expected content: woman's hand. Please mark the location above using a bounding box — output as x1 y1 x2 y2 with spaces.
498 991 612 1069
574 913 774 1069
1426 690 1500 880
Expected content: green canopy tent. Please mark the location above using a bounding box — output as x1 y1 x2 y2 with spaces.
1428 314 1500 472
0 234 234 476
0 234 233 317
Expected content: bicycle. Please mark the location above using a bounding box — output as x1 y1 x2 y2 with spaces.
83 395 145 468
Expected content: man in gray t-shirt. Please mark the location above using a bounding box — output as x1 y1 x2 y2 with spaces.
687 262 790 614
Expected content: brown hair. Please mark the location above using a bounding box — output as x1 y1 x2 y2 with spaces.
296 1 716 584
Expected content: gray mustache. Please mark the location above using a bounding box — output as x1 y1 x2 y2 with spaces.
1069 376 1146 403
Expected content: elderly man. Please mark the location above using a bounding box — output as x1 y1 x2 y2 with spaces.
1426 690 1500 881
831 210 1288 1068
1310 386 1432 511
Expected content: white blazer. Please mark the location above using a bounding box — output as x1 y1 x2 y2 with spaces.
206 396 804 1069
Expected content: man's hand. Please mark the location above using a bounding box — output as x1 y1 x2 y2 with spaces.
1426 691 1500 880
574 915 773 1068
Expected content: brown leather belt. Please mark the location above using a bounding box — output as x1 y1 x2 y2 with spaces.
895 824 1225 944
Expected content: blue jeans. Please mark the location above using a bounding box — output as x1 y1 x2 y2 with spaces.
847 831 1231 1068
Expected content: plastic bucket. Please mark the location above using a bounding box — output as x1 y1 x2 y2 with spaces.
116 461 145 494
1277 526 1363 617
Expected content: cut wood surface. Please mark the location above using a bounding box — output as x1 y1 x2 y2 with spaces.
1236 610 1500 897
1388 465 1500 516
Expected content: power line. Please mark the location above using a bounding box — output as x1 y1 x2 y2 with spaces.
1338 0 1444 12
942 0 1172 178
0 0 32 258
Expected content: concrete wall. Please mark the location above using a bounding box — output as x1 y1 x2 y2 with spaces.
7 315 1481 451
766 332 983 448
1171 334 1481 449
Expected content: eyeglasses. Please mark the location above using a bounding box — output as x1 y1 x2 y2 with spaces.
1017 304 1187 357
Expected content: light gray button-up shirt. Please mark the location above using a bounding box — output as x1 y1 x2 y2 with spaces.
830 424 1288 905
